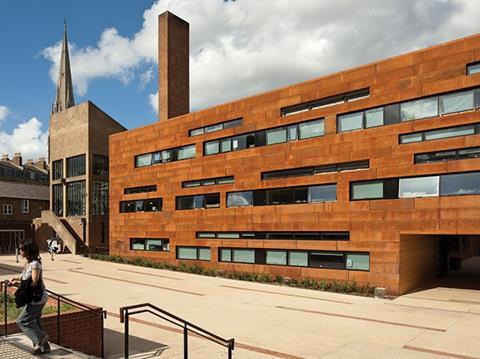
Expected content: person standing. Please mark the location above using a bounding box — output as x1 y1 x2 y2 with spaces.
8 241 51 355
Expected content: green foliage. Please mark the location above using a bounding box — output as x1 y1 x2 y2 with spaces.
90 254 375 297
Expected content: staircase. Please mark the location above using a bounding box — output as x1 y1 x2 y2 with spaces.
34 210 84 255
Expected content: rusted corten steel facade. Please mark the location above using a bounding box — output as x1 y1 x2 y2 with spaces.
109 33 480 295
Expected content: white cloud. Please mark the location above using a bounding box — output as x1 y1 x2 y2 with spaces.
148 91 158 113
42 0 480 114
0 106 9 122
0 117 48 160
139 68 154 89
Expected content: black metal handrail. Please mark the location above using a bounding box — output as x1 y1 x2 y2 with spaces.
1 280 107 358
119 303 235 359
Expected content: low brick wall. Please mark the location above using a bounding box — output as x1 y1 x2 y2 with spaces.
2 290 103 357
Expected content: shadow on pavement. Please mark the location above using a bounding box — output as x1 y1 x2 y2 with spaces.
104 328 169 358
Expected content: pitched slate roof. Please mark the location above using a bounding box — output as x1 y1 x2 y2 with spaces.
0 181 49 200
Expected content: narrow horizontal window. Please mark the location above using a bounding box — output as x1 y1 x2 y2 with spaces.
176 193 220 210
182 176 234 188
281 88 369 116
197 231 349 240
346 253 370 271
189 118 243 137
262 160 369 180
176 247 210 261
310 252 344 269
467 62 480 75
226 191 253 207
120 198 162 213
124 185 157 195
400 97 438 121
135 144 195 168
130 238 169 252
204 118 324 156
415 146 480 164
399 176 439 198
440 172 480 196
400 124 479 144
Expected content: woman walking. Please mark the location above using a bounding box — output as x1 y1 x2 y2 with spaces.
8 241 50 355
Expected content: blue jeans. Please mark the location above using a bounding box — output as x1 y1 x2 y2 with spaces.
16 303 47 346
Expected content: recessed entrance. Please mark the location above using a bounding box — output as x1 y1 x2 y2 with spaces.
400 234 480 294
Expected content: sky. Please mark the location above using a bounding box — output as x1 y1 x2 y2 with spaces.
1 0 480 161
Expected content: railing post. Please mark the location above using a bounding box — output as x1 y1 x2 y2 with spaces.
124 309 129 359
101 310 106 358
183 324 188 359
57 296 60 345
3 280 8 337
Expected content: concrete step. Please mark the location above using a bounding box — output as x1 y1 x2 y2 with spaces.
0 334 97 358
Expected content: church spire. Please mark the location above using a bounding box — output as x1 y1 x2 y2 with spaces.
52 19 75 114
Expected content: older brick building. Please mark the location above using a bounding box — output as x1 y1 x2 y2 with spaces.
109 12 480 295
0 153 50 252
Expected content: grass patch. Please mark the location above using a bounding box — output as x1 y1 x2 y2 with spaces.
0 292 75 322
91 254 375 297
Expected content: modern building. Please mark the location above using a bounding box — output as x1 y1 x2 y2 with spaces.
35 22 127 254
110 13 480 295
0 153 50 252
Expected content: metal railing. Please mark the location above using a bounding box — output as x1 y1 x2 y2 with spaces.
119 303 235 359
1 280 107 358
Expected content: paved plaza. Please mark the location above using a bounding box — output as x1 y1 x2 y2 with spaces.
1 254 480 358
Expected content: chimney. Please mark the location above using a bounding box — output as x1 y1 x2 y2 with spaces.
158 11 189 121
1 154 8 161
12 153 22 166
26 159 34 165
36 157 47 170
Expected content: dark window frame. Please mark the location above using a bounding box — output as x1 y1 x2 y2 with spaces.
124 185 157 195
66 154 86 178
176 193 220 210
182 176 234 188
196 231 349 241
189 118 243 137
415 146 480 164
52 159 63 180
176 246 211 261
130 238 170 252
120 198 163 213
135 144 196 168
399 123 480 144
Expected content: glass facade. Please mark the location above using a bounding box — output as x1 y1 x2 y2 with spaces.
67 180 86 216
93 155 109 176
67 154 86 177
52 159 63 180
52 184 63 216
92 180 109 215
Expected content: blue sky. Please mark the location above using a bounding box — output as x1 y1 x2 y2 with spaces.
1 0 479 160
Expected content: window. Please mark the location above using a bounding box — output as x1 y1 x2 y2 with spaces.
120 198 162 213
66 180 86 216
227 185 337 207
365 107 384 128
135 144 196 168
176 193 220 210
400 124 479 144
53 184 63 216
415 147 480 164
93 155 109 176
400 97 438 121
310 252 344 269
440 172 480 196
399 176 439 198
124 185 157 194
439 90 475 115
338 112 363 132
176 247 211 261
266 250 287 265
467 62 480 75
130 238 169 251
262 161 369 180
266 128 287 145
52 160 63 180
92 181 108 215
21 200 29 214
189 118 243 137
308 184 337 202
204 118 325 156
298 119 324 139
3 204 12 216
351 181 383 200
232 249 255 263
346 253 370 271
227 191 253 207
182 176 234 188
289 252 308 266
66 154 86 177
197 231 349 240
220 249 232 262
281 88 369 116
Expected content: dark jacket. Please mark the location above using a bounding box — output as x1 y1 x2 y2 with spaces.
14 278 43 308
